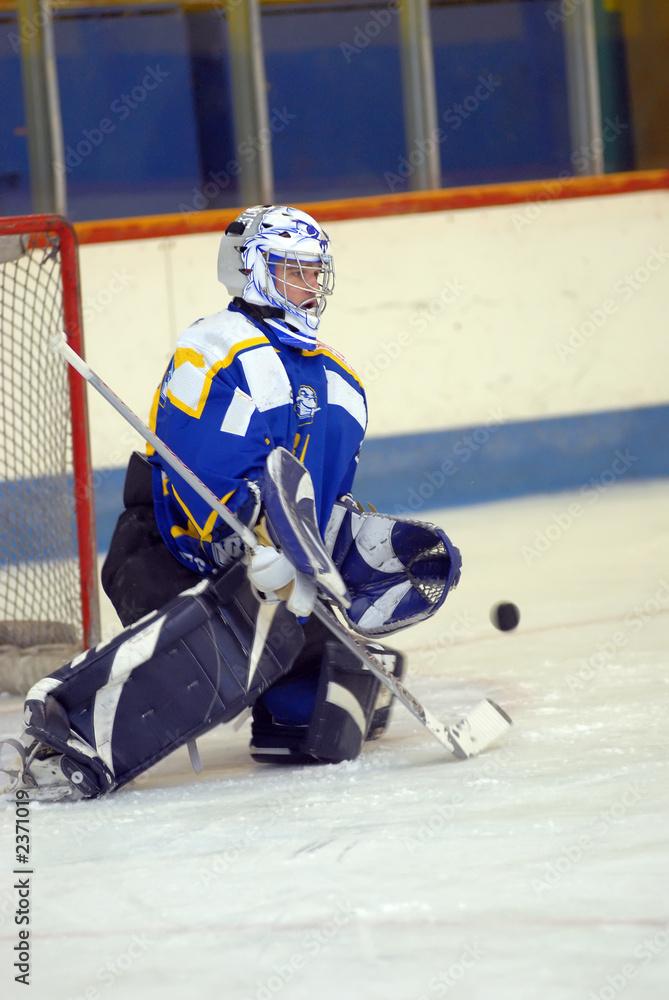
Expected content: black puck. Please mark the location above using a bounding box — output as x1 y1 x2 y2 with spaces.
490 601 520 632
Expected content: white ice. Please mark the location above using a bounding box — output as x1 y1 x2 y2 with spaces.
1 481 668 1000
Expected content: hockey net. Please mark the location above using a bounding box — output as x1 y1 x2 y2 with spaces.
0 215 100 695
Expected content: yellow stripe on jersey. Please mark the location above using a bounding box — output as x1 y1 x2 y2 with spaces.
166 335 269 419
174 346 206 369
145 384 161 456
301 346 364 388
299 433 310 464
170 522 202 542
170 484 236 544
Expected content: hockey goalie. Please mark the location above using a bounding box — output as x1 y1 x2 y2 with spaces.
1 205 462 801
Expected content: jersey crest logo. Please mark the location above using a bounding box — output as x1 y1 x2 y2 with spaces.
295 384 319 424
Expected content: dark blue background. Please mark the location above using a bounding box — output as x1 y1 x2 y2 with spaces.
1 1 585 221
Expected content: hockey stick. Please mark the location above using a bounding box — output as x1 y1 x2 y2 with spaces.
53 335 512 759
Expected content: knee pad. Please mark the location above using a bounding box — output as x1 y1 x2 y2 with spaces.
250 638 404 765
365 643 406 741
24 562 305 796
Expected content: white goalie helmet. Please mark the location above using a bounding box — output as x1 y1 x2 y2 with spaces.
217 205 334 346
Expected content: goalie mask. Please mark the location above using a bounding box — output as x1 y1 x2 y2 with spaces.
217 205 334 350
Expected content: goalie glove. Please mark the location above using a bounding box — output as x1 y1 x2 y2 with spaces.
247 448 349 618
247 545 317 618
323 497 462 636
259 447 349 611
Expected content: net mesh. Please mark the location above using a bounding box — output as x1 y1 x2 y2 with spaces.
0 228 83 691
408 539 448 607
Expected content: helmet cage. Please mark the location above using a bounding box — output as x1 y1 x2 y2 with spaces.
261 250 334 326
218 205 334 338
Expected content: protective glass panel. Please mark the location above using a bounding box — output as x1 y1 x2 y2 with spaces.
262 0 406 200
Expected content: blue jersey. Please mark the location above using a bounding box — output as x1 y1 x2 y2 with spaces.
148 300 367 575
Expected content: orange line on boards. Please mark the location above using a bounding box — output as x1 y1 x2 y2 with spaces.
73 169 669 246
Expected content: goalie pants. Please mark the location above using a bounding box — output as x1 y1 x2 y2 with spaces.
101 451 203 627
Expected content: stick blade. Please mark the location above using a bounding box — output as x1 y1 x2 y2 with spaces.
447 699 512 759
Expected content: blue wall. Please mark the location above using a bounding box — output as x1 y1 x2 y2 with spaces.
432 1 573 185
1 1 592 220
0 20 31 215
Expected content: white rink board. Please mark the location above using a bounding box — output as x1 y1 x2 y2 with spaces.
77 190 669 469
1 481 668 1000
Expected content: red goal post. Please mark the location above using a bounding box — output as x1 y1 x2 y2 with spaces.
0 214 100 694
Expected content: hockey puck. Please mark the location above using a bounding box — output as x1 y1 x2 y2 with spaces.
490 601 520 632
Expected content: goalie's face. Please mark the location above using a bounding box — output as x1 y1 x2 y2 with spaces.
267 252 334 317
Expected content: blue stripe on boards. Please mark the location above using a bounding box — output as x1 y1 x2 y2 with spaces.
353 402 669 516
3 403 667 560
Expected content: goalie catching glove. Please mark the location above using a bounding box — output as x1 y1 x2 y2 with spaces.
323 496 462 636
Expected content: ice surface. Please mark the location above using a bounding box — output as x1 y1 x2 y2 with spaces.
1 482 668 1000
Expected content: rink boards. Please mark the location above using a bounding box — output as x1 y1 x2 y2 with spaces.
68 181 669 547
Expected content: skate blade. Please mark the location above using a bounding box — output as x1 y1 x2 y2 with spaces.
1 776 82 803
